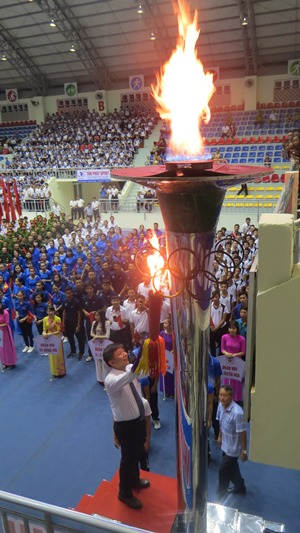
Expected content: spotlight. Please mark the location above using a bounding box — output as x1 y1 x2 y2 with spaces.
1 53 7 61
70 44 76 52
149 32 156 41
241 16 248 26
49 20 56 27
137 4 143 14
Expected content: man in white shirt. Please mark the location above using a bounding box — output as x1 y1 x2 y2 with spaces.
70 197 78 220
77 198 84 218
210 290 229 356
91 197 99 220
123 288 137 315
104 343 151 510
130 295 149 345
106 296 131 349
52 201 60 218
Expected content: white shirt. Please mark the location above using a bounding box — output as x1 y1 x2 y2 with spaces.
91 200 99 210
123 298 136 314
130 308 149 334
77 198 84 208
105 364 151 421
137 281 153 300
106 305 129 330
210 302 229 328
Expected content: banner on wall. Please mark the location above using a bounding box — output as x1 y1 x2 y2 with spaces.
288 60 300 76
205 67 219 83
129 75 144 91
77 169 111 182
64 82 78 97
6 89 18 103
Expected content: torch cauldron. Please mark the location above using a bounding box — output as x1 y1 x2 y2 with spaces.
112 160 271 532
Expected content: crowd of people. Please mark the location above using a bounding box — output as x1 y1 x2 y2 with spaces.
8 108 158 170
0 208 258 505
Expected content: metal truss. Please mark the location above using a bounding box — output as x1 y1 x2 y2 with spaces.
0 24 48 95
35 0 115 89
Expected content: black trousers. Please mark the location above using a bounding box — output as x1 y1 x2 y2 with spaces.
148 377 159 421
65 322 85 354
19 320 34 347
219 452 245 491
210 327 226 356
114 417 146 497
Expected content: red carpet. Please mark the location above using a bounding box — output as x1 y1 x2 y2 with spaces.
75 470 178 533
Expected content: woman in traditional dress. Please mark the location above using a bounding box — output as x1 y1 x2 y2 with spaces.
0 302 17 369
220 319 246 402
90 310 110 385
42 305 66 378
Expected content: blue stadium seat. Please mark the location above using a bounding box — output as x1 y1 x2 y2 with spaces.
240 158 247 164
257 157 264 163
274 157 282 162
226 146 233 152
234 146 241 151
232 158 239 164
250 146 258 151
247 157 256 163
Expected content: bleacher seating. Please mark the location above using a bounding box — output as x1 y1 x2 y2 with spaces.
203 108 296 144
222 178 284 211
0 122 37 140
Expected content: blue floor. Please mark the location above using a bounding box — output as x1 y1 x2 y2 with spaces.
1 331 299 532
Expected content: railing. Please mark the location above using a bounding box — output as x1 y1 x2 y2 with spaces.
0 490 152 533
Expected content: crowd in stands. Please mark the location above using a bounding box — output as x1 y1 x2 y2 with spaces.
282 129 300 171
0 210 257 408
9 108 159 170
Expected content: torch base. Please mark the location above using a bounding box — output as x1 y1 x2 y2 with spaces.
171 503 285 532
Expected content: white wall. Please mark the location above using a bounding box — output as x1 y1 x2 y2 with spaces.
1 73 296 122
251 213 300 470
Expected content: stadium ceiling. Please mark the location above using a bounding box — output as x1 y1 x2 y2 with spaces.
0 0 299 97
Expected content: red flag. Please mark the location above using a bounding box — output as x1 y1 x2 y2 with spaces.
1 180 10 222
0 200 2 222
7 185 16 221
13 179 22 216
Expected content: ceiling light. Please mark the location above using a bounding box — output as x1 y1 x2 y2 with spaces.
49 19 56 27
70 44 76 52
137 4 143 14
1 53 7 61
149 32 156 41
241 16 248 26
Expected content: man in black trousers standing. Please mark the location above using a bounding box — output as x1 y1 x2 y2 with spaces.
103 343 151 510
63 286 85 360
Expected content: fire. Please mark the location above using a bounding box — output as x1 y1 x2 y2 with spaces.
147 233 165 288
151 0 215 157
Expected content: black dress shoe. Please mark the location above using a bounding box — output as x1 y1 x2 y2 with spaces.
135 478 150 489
67 352 76 359
227 485 246 495
118 494 143 509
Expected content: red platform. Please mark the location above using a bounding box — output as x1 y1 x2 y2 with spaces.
75 470 178 533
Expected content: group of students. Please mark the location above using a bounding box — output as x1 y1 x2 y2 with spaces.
0 209 256 508
0 214 171 386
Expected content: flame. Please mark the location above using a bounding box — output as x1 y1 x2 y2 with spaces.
151 0 215 157
147 233 165 287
